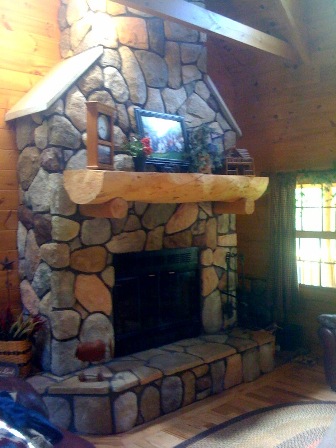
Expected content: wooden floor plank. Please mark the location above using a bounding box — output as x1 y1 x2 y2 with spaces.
85 361 335 448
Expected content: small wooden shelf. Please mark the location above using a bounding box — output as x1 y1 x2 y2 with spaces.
63 170 269 217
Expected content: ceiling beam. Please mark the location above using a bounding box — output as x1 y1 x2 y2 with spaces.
278 0 311 64
112 0 297 61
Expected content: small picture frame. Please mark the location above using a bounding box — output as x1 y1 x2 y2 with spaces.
134 108 189 172
86 101 114 170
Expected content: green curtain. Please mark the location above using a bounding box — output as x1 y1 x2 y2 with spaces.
267 172 299 325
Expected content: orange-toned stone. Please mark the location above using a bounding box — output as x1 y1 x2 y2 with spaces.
116 17 148 49
205 217 217 250
250 329 276 346
165 203 198 235
213 247 227 269
106 230 146 253
106 1 126 15
75 274 112 315
192 365 209 378
200 248 213 266
217 233 237 247
181 371 196 407
70 246 107 272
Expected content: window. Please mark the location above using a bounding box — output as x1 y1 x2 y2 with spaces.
295 182 336 288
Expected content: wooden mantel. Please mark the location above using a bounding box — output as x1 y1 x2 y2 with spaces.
63 170 268 218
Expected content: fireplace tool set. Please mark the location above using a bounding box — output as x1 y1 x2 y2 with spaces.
223 252 247 322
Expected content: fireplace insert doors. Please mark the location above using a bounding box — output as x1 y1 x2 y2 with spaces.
113 247 201 357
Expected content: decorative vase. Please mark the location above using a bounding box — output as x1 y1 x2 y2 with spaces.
0 339 32 377
133 155 146 172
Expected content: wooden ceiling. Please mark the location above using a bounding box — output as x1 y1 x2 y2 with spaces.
205 0 310 65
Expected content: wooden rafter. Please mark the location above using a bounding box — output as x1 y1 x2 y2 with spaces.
112 0 297 61
278 0 310 64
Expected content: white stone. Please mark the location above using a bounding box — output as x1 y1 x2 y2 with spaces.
145 88 165 113
162 87 187 115
119 46 147 104
114 392 138 433
66 0 89 26
186 93 216 124
50 310 81 340
104 66 129 102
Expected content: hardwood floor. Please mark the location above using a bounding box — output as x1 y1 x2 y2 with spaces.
84 359 335 447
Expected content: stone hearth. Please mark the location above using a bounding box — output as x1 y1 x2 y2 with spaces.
28 328 275 435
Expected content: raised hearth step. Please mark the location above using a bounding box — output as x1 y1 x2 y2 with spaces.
27 328 275 435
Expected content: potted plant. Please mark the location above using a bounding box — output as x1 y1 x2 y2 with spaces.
0 308 44 377
187 124 223 174
0 257 44 377
122 134 153 171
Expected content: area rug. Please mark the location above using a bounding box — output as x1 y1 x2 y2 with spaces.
175 401 336 448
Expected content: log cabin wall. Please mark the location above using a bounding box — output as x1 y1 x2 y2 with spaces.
207 0 336 353
0 0 61 313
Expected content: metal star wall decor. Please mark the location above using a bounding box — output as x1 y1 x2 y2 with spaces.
0 257 14 271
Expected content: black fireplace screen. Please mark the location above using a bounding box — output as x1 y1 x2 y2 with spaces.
113 247 201 356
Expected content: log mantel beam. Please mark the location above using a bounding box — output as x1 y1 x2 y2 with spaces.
63 170 269 216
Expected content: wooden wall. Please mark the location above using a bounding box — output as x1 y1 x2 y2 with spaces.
0 0 60 313
207 0 336 353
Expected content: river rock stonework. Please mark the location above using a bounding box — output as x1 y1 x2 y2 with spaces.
28 329 275 434
16 0 240 376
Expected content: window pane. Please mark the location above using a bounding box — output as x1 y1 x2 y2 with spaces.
329 206 336 232
296 181 336 288
301 185 322 207
295 188 304 207
297 260 320 286
296 208 302 231
321 239 336 263
325 185 336 231
296 238 321 261
321 263 336 288
301 208 323 231
331 186 336 207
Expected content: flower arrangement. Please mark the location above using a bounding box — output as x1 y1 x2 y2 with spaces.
123 135 153 158
0 307 44 341
187 125 223 174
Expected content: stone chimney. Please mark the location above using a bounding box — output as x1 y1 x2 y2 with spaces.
13 0 239 376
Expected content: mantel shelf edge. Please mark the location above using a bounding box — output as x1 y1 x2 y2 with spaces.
63 170 269 216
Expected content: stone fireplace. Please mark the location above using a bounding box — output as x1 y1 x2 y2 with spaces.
11 0 241 377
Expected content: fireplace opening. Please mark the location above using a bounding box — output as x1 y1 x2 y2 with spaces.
113 247 201 357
